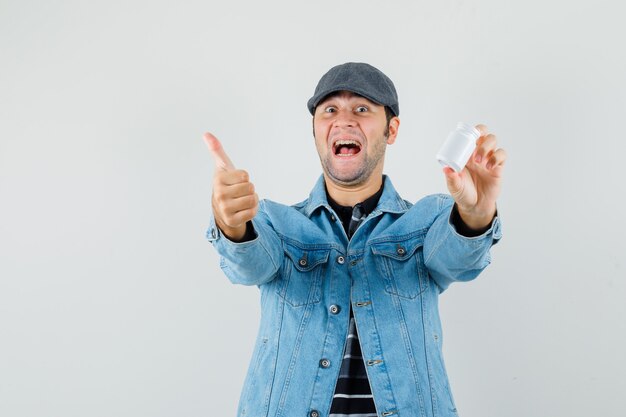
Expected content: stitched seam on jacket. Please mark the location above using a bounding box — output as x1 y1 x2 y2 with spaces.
424 223 451 265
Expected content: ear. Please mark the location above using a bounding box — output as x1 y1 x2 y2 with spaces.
386 117 400 145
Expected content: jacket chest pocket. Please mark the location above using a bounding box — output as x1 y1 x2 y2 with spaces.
370 235 428 299
276 242 330 307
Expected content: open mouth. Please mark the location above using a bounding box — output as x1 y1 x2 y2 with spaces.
333 139 362 157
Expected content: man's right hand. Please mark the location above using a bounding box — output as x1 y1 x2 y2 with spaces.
203 132 259 241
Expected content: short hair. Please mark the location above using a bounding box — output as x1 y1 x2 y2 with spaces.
384 106 394 126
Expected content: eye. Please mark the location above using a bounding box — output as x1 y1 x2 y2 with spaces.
324 106 337 113
355 106 368 113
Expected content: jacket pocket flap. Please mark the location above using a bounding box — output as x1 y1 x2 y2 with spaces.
370 235 424 260
283 242 331 272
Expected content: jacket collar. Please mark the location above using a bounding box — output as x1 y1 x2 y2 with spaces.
302 174 410 218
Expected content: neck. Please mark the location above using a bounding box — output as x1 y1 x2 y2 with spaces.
324 173 383 207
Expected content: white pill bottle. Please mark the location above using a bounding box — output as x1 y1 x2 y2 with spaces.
436 123 481 172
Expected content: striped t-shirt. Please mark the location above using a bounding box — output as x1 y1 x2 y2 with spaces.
326 184 384 416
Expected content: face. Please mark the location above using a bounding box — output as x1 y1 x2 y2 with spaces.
313 91 399 187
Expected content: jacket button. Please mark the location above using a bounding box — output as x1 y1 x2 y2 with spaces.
299 258 308 267
331 214 336 221
210 228 217 239
319 358 331 368
310 410 320 417
329 304 340 314
337 256 345 264
396 247 406 256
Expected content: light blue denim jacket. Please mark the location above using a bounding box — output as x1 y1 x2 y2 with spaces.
207 175 502 417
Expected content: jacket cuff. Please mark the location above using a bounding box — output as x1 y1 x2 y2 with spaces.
206 214 260 252
447 204 502 244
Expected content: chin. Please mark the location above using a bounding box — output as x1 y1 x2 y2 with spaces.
325 168 368 187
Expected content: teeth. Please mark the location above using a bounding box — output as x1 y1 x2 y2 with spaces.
334 140 360 147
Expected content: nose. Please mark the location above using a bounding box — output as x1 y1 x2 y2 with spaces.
332 109 357 129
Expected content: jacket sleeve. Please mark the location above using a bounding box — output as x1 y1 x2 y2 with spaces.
206 199 284 286
423 194 502 291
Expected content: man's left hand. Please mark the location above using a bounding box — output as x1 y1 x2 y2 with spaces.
443 124 507 231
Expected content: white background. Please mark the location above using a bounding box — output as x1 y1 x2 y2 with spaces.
1 1 625 416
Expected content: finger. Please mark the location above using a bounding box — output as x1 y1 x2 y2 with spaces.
212 182 253 208
473 134 497 163
203 132 236 171
486 148 507 171
475 124 488 137
443 167 464 197
221 182 255 199
217 190 258 211
226 206 259 227
214 169 250 186
221 195 259 225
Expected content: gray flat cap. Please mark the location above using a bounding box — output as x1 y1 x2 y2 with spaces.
307 62 399 116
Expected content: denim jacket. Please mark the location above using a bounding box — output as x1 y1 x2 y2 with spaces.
207 175 502 417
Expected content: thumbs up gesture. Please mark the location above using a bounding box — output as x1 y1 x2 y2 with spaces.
203 133 259 241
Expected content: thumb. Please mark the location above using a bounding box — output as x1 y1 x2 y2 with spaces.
203 132 236 171
443 167 464 196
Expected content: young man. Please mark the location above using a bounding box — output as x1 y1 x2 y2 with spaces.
205 62 506 417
